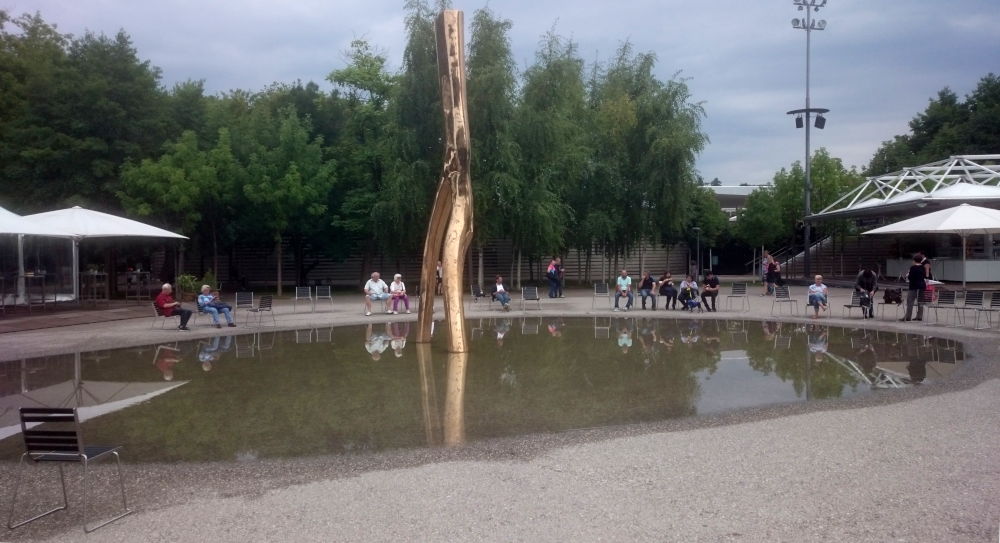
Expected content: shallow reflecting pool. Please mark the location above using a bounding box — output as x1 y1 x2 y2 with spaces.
0 318 964 462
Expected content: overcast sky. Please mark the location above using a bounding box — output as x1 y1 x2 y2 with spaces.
15 0 1000 184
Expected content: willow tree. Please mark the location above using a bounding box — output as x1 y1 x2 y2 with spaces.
467 6 520 285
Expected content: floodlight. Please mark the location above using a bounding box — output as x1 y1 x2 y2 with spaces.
814 114 826 129
795 116 804 128
792 18 801 27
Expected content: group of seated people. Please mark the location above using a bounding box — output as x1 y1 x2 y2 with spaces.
363 271 411 316
614 269 721 312
154 282 235 331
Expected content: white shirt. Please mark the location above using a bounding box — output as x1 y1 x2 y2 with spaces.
365 279 388 295
390 281 406 294
495 283 506 293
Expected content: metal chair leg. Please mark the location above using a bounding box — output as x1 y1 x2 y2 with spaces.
82 453 133 533
8 455 69 530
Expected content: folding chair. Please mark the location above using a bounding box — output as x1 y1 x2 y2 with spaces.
841 291 863 318
471 284 487 303
521 286 541 311
150 302 170 329
7 408 132 533
957 290 985 328
245 295 276 327
972 291 999 330
771 285 798 315
234 291 254 314
293 286 313 312
925 290 959 326
724 282 750 312
592 282 611 309
314 286 334 311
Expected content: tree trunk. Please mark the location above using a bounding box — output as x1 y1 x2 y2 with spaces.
477 243 484 288
516 249 522 289
275 236 283 296
212 220 219 281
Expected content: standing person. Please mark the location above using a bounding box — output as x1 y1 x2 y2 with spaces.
855 267 878 319
638 271 657 310
658 272 677 310
155 283 193 331
435 260 443 295
556 257 566 298
389 274 410 314
363 272 390 316
762 252 776 295
700 271 720 312
917 252 936 302
490 275 512 311
901 255 926 322
198 285 236 328
614 269 633 312
807 274 828 319
546 258 559 298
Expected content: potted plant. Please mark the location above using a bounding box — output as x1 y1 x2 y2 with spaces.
175 274 199 302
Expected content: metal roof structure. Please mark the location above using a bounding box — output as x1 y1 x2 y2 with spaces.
809 154 1000 221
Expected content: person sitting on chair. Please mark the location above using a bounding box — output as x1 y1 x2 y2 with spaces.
658 272 677 310
491 275 512 311
389 274 410 314
808 274 829 319
198 285 236 328
364 272 390 316
638 271 657 310
854 267 878 319
678 275 699 311
614 269 633 312
155 283 192 331
700 271 720 312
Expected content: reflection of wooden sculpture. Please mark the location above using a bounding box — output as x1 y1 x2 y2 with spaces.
416 10 473 353
416 343 467 447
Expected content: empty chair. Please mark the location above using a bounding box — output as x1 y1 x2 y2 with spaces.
235 291 254 313
521 286 541 311
471 284 486 303
841 291 864 318
925 290 959 326
293 286 313 312
7 408 132 533
771 285 798 315
295 329 314 343
972 291 1000 330
958 290 985 327
245 295 276 327
724 282 750 312
314 286 334 311
592 282 611 309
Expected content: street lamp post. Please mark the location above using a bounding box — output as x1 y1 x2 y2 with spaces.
692 226 702 280
786 0 828 279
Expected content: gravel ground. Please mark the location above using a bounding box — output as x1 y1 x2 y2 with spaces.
1 286 998 542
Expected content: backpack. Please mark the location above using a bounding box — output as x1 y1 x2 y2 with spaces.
883 288 902 305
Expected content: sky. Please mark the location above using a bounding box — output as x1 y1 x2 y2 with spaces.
13 0 1000 184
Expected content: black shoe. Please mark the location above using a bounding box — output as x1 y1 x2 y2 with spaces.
228 323 237 327
215 324 222 329
898 318 909 322
178 326 191 331
914 318 922 321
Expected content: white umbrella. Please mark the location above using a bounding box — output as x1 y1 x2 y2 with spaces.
862 204 1000 287
23 206 187 301
1 206 76 306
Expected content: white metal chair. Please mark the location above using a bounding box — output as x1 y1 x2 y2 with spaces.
7 408 132 533
293 286 313 312
724 282 750 312
245 295 276 327
521 286 541 311
593 282 611 309
314 286 334 311
771 285 798 315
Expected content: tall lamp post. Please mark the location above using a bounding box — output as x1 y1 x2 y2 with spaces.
692 226 702 280
786 0 828 278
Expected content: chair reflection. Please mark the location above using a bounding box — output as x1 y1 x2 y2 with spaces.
520 317 541 335
593 316 611 339
234 335 256 359
314 327 333 343
295 329 313 344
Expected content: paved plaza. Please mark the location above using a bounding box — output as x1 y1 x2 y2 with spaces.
1 282 998 542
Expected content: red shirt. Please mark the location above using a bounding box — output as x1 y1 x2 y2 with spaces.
155 292 177 316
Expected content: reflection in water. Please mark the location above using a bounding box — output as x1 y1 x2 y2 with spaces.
0 319 967 461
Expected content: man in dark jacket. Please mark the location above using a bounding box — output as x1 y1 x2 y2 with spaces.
855 267 878 319
901 255 925 322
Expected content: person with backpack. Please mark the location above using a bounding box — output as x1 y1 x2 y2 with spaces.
855 267 878 319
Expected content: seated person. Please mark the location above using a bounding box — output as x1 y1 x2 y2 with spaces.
614 269 633 311
808 274 829 318
389 274 410 314
678 275 700 310
638 271 656 310
198 284 236 328
155 283 192 331
700 271 720 312
658 272 677 309
490 275 512 311
854 267 878 319
364 272 391 316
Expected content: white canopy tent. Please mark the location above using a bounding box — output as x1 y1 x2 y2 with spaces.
862 204 1000 287
22 206 188 301
0 206 75 306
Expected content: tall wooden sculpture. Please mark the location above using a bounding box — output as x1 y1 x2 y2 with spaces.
416 10 473 353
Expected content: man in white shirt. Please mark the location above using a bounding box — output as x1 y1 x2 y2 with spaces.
614 269 633 311
364 272 390 316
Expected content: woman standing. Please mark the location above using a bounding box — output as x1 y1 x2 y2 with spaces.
763 252 777 296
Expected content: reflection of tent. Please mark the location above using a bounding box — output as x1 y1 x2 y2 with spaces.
23 206 187 300
863 204 1000 287
0 352 186 440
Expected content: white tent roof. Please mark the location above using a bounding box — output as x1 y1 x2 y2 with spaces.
0 206 75 237
23 206 187 239
862 204 1000 236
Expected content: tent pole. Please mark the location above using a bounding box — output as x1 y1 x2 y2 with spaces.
72 239 80 303
17 234 25 305
962 235 966 289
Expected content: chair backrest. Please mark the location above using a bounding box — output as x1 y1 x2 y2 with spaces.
730 282 747 296
257 295 273 311
964 290 984 307
523 286 539 300
196 301 206 313
152 302 165 317
235 291 254 309
991 292 1000 309
471 284 484 297
594 282 609 296
774 285 791 300
848 291 860 305
294 286 312 299
19 408 82 456
936 290 956 306
315 285 332 298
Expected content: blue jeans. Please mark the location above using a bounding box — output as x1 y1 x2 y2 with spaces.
615 291 633 308
495 291 511 306
640 288 656 309
548 277 559 298
204 304 233 324
808 293 827 312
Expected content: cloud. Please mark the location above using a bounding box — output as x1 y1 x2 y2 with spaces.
15 0 1000 184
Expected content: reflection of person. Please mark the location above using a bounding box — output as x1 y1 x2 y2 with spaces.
435 260 443 295
364 323 391 360
907 361 927 384
364 272 391 317
490 275 512 311
681 320 701 345
856 342 878 377
617 324 633 353
154 345 181 381
700 271 720 312
389 321 409 358
547 318 563 337
807 324 828 355
614 269 633 311
198 335 233 371
389 274 410 314
762 321 780 341
198 285 236 328
155 283 192 331
494 318 511 347
807 275 828 318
